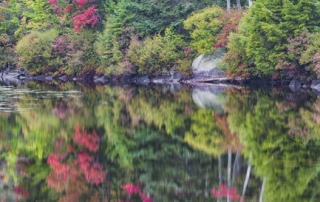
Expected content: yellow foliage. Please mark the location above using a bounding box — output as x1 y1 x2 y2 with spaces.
183 6 223 54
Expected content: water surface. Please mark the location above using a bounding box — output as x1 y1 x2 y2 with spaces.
0 81 319 202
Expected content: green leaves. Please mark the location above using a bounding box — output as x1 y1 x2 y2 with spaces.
183 6 223 54
225 0 320 77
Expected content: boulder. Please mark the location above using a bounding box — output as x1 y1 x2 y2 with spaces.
311 79 320 91
191 48 229 82
45 75 53 81
58 75 67 82
289 79 301 92
152 74 171 84
136 75 150 84
32 75 46 81
192 85 227 114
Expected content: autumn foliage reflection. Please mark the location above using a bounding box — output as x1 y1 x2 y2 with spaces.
121 183 153 202
46 126 105 201
212 184 240 200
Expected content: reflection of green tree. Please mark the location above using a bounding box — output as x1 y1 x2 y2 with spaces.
128 88 193 135
184 109 225 156
226 90 320 201
96 87 135 168
298 97 320 141
130 128 217 202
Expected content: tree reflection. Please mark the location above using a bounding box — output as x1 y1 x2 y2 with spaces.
1 84 320 201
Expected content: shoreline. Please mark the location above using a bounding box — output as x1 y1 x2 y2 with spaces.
1 69 319 92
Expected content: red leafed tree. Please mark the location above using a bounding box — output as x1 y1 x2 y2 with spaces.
214 9 244 48
212 184 240 200
72 6 98 32
73 125 100 152
78 151 106 185
47 128 105 201
47 0 98 32
121 183 153 202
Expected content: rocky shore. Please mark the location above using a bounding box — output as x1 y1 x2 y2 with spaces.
2 47 320 94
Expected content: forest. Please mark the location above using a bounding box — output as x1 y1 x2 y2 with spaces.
1 0 320 80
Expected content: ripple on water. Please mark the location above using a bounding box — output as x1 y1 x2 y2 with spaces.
0 86 82 113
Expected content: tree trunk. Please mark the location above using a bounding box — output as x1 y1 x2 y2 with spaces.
227 0 231 13
227 147 232 202
248 0 253 7
218 155 222 202
232 150 240 183
236 0 241 9
259 178 266 202
241 152 252 201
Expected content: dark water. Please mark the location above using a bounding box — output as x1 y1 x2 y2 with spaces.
0 81 320 202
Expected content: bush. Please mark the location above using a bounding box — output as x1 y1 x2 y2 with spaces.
0 34 16 68
61 30 99 75
16 29 60 74
183 6 223 54
300 32 320 77
128 28 184 74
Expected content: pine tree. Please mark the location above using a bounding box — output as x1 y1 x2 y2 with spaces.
225 0 320 76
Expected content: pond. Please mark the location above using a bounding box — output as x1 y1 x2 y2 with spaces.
0 81 319 202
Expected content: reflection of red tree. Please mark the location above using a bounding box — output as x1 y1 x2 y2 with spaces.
47 127 105 201
212 184 240 200
78 151 105 185
73 125 100 152
121 183 153 202
13 186 29 201
214 114 243 151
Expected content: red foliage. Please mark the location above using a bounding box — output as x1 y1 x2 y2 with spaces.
13 186 29 200
121 184 141 196
78 151 106 185
48 0 57 5
76 0 87 7
65 4 73 12
214 9 244 48
48 0 99 32
47 153 70 179
72 6 98 32
212 184 240 200
47 131 105 201
73 125 100 152
121 183 153 202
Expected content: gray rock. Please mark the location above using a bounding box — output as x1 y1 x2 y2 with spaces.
191 48 229 82
136 75 150 84
311 79 320 91
152 75 171 83
94 75 106 82
58 75 67 81
192 85 227 114
45 76 53 81
32 75 46 81
168 72 183 83
289 79 301 92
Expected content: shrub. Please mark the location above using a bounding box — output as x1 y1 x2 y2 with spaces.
62 30 99 75
214 9 245 48
0 34 16 68
300 32 320 77
16 29 60 74
183 6 223 54
128 28 184 74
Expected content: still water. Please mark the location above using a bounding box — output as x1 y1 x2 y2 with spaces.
0 81 320 202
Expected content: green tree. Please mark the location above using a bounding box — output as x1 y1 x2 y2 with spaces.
183 6 223 54
225 0 320 77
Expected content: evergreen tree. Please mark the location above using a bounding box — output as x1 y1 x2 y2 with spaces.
225 0 320 77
